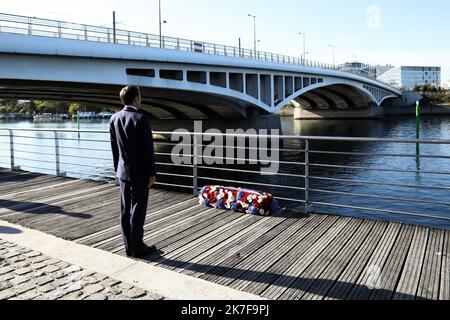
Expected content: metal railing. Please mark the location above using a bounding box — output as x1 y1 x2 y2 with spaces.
0 128 450 228
0 12 377 80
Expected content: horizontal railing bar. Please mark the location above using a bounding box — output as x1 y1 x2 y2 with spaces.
13 142 54 148
309 163 450 176
310 188 450 207
157 172 193 179
18 164 55 172
198 176 306 191
2 128 449 145
155 162 193 169
154 182 193 190
183 143 306 154
312 201 450 222
63 170 115 180
309 176 450 191
58 161 111 168
58 145 111 152
15 156 55 164
197 165 306 179
274 196 306 204
59 154 112 161
197 154 306 166
310 150 450 160
56 138 109 143
13 149 56 157
153 131 450 144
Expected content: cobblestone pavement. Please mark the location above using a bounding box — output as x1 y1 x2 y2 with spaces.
0 239 165 300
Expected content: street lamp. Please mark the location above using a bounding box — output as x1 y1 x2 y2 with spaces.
329 44 335 67
248 13 257 58
299 32 306 64
159 0 168 48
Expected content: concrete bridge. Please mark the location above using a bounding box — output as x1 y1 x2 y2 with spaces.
0 13 401 120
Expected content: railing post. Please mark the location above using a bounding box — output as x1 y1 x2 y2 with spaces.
128 31 131 45
58 21 62 38
84 25 88 40
8 129 18 171
193 134 199 196
177 38 180 50
28 18 32 35
54 131 65 177
304 139 310 214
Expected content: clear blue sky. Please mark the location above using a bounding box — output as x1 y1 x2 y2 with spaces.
1 0 449 81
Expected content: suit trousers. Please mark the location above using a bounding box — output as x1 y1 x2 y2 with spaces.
119 179 149 254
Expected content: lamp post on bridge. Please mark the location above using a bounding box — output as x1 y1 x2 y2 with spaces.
248 13 257 58
159 0 168 48
329 44 335 68
299 32 306 64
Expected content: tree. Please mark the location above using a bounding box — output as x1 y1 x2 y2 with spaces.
413 84 422 92
68 103 82 116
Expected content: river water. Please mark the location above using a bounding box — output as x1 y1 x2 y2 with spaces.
0 116 449 230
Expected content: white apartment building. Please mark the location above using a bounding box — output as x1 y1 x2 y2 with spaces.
377 66 441 91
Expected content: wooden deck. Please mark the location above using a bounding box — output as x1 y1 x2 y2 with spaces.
0 169 448 300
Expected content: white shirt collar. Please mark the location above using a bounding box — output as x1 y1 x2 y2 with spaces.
125 105 138 111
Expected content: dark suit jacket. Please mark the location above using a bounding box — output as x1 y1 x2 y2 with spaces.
109 106 157 182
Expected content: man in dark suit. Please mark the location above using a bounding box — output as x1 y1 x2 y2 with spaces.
109 85 158 258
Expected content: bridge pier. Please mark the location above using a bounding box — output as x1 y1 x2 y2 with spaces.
293 100 384 119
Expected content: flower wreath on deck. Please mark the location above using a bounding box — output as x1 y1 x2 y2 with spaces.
197 186 280 216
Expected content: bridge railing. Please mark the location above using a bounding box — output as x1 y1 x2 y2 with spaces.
0 12 377 80
0 128 450 229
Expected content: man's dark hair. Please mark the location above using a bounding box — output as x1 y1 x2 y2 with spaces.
120 86 140 105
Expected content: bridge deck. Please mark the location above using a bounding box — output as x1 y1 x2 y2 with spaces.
0 169 448 300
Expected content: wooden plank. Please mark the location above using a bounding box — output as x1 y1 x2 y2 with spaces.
1 182 113 221
393 226 429 300
152 214 252 263
278 218 364 300
0 171 40 183
93 198 203 251
346 223 402 300
256 217 352 299
159 215 263 272
72 201 207 245
440 231 449 300
7 184 117 226
324 221 389 300
0 176 74 200
0 174 62 193
76 197 197 245
416 229 445 300
0 180 104 216
0 180 105 219
300 220 378 300
231 215 337 294
369 225 415 300
107 207 238 254
202 214 326 287
180 211 295 278
35 189 175 235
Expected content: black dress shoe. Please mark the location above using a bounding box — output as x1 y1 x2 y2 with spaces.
126 251 132 258
131 245 158 258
